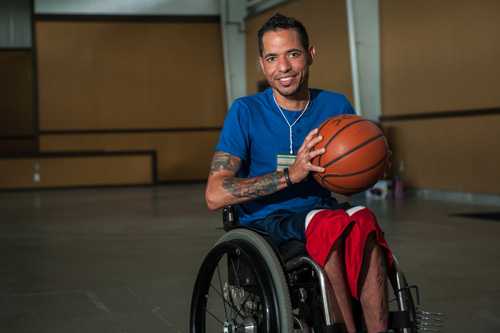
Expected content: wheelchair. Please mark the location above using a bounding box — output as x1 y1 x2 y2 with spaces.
190 206 442 333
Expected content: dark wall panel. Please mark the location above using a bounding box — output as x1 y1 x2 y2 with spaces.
0 138 37 153
0 51 34 136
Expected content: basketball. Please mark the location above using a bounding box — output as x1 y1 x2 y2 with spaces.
311 115 389 194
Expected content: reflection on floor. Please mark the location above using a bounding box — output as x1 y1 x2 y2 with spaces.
1 184 499 332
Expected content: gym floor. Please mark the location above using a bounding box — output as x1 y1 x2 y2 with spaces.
1 184 499 332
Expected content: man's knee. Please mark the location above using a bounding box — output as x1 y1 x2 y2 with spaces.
346 206 382 233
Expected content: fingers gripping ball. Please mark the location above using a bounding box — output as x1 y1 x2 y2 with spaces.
311 115 389 194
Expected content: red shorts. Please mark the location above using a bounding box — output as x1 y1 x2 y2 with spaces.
304 207 393 300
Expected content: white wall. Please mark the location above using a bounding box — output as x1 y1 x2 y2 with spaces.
220 0 247 103
351 0 381 121
35 0 220 15
0 0 31 48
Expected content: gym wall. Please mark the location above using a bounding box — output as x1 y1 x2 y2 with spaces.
380 0 500 194
35 17 226 184
0 50 36 153
0 152 154 189
245 0 353 101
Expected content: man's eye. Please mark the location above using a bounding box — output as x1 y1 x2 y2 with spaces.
266 57 276 62
289 51 301 58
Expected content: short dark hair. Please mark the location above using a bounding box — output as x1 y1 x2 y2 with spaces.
257 13 309 56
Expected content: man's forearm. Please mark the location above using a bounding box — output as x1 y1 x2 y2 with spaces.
206 151 289 209
222 170 287 199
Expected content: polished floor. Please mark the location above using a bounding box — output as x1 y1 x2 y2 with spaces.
1 184 499 332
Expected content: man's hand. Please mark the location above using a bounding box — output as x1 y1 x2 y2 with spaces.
288 128 326 184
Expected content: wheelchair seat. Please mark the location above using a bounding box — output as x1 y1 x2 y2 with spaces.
222 205 308 264
278 239 308 263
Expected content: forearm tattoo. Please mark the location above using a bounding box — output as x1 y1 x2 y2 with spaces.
210 151 285 199
210 152 240 175
223 172 283 199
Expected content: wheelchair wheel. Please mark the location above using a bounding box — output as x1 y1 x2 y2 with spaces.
190 229 293 333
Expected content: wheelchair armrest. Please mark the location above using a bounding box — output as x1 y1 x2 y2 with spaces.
222 205 239 231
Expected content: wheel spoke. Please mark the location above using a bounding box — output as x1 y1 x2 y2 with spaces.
209 283 246 320
230 257 241 288
206 308 225 325
216 264 229 319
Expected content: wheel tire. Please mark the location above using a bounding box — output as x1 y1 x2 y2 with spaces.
190 228 293 333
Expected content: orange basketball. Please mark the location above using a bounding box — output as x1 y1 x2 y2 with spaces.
311 115 389 194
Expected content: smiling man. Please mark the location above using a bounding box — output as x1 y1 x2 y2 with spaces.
205 13 393 333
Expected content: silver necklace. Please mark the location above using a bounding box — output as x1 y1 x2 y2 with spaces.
272 92 310 154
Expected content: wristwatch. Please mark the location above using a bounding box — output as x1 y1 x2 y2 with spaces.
283 168 294 187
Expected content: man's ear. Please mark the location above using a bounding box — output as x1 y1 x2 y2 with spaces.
308 46 316 65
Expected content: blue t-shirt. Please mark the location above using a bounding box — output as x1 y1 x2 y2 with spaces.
216 88 355 224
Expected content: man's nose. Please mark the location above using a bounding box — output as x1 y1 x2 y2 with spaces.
277 56 292 72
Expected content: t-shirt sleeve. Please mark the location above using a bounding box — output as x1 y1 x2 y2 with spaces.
342 96 356 115
215 100 249 161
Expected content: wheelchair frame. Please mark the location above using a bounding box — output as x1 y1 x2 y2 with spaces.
190 206 437 333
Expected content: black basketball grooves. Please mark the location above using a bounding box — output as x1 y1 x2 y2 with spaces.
321 134 385 169
319 134 386 190
316 118 368 168
322 151 388 178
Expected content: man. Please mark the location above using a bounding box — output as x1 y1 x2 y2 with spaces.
206 13 392 333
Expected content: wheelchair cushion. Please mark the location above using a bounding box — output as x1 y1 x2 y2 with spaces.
232 226 307 265
278 239 307 263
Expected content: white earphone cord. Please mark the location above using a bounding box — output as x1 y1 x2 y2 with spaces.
272 94 310 154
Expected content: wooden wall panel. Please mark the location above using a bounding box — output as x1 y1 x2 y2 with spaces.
384 115 500 195
0 138 37 153
0 51 33 136
380 0 500 115
245 0 353 99
0 155 152 189
36 21 226 130
380 1 500 194
40 131 219 181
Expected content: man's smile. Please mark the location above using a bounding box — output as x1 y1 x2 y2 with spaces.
277 75 296 86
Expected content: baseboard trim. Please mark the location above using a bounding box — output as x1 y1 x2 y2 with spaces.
412 188 500 207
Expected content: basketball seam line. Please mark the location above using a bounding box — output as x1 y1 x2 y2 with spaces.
322 152 387 178
321 134 385 169
318 118 368 167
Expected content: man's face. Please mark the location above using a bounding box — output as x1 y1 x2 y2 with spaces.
259 28 314 98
